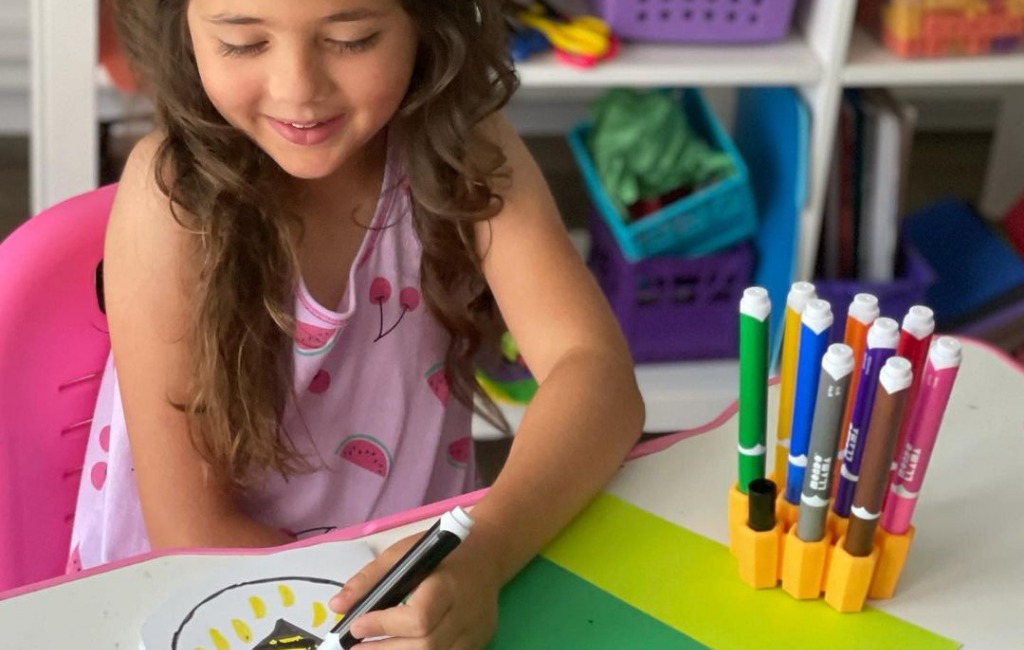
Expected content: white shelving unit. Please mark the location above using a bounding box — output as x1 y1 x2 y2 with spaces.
844 26 1024 86
516 32 822 87
28 1 1024 430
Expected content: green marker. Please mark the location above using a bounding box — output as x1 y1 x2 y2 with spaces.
739 287 771 494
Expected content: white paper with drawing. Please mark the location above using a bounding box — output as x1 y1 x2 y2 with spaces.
139 540 375 650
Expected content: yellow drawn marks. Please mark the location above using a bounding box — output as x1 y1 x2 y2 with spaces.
231 618 252 642
312 601 328 628
249 596 267 619
278 584 295 607
208 627 230 650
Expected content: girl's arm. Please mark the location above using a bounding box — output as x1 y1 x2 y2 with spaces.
104 134 292 550
329 113 643 646
462 111 645 584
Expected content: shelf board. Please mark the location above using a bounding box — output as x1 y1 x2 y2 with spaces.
516 33 821 88
844 28 1024 87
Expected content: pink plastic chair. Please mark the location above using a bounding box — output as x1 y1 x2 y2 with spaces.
0 184 116 593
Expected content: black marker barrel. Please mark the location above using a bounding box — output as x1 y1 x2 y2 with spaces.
317 508 474 650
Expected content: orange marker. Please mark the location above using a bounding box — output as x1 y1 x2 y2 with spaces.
834 294 879 482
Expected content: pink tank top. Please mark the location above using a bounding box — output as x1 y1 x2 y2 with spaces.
68 141 476 571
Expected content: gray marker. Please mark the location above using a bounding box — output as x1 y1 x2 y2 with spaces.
796 344 855 542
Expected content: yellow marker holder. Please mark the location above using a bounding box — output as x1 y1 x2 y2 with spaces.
774 493 799 532
735 521 782 589
727 482 747 557
823 535 879 613
781 527 831 600
828 510 850 541
727 497 914 612
869 526 915 599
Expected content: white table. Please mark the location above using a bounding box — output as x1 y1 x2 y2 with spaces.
1 338 1021 648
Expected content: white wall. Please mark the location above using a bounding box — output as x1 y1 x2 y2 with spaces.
0 0 29 134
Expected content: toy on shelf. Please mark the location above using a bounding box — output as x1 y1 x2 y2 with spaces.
861 0 1024 58
476 332 538 406
507 0 620 67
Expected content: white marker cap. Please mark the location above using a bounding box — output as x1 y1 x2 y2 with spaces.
740 286 771 321
847 294 880 325
787 281 816 313
440 507 474 540
867 317 900 349
822 343 855 380
901 305 936 339
801 298 833 334
879 356 913 393
929 336 963 370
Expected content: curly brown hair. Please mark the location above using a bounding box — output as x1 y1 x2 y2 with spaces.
111 0 518 487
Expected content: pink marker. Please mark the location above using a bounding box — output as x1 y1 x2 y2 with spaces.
888 306 935 480
881 337 962 535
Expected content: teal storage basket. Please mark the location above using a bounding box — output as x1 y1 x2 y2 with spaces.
567 88 757 261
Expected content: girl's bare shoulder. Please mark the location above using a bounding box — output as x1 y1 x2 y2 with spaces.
105 131 198 310
107 131 196 264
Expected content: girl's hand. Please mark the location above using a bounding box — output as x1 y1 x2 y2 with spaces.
329 532 503 649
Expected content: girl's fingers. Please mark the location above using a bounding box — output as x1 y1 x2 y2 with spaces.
330 539 417 612
347 611 462 650
350 576 453 640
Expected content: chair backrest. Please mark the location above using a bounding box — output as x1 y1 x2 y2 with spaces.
0 184 116 593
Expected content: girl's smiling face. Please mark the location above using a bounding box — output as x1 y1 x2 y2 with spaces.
187 0 418 180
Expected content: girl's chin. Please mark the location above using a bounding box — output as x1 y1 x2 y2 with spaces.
273 157 341 181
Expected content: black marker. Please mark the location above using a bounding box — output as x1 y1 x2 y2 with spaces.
316 507 474 649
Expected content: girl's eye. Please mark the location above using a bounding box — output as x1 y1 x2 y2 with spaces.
326 32 381 54
218 41 267 57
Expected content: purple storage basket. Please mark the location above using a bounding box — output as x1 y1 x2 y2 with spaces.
587 209 755 363
592 0 798 43
814 243 937 344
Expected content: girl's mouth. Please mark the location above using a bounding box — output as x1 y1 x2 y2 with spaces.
268 115 344 146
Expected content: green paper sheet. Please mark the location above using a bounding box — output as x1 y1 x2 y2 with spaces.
493 557 703 649
539 494 960 650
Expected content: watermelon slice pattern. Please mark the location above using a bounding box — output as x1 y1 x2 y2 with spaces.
425 362 449 406
336 434 392 478
447 435 471 469
295 322 338 355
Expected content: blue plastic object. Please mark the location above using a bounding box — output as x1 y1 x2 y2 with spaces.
733 87 809 369
509 26 551 61
902 197 1024 326
568 88 757 262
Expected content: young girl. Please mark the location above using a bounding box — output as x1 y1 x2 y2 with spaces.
71 0 644 646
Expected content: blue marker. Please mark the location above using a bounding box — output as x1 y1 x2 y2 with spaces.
784 299 833 505
832 317 900 518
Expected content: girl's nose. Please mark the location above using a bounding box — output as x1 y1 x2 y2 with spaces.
267 44 330 107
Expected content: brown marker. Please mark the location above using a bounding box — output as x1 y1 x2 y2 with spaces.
845 356 913 557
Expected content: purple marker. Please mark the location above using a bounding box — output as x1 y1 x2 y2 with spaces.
832 317 900 518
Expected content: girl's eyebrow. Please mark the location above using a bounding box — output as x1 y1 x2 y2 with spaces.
207 8 383 26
